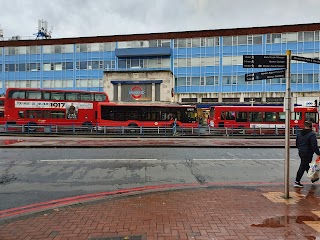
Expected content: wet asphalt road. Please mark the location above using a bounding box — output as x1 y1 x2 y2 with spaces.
0 147 303 210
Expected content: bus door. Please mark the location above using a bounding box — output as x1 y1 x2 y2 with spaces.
220 111 236 128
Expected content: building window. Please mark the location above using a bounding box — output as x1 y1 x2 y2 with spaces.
63 44 74 53
104 42 116 51
6 64 15 72
303 74 314 83
303 32 315 42
5 47 16 55
54 45 62 53
222 76 231 85
282 32 298 42
79 61 87 69
77 44 88 52
191 38 201 47
223 36 232 46
206 37 219 46
266 33 281 44
266 97 284 102
222 98 240 103
18 63 26 71
177 39 187 48
238 35 247 45
191 77 200 85
176 77 186 86
202 98 218 102
252 35 262 44
30 46 40 54
181 98 197 103
244 98 262 102
43 45 52 53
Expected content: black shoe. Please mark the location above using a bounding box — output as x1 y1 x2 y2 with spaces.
312 178 319 183
294 181 304 188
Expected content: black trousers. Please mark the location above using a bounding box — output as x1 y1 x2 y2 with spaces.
295 152 313 182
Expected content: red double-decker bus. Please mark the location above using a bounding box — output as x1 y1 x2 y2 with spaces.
207 105 319 131
4 88 109 130
0 97 5 124
97 102 198 128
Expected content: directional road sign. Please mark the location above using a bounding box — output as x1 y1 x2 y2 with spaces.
243 55 287 68
245 69 286 81
291 55 320 64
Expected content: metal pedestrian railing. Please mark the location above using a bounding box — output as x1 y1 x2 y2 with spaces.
0 123 302 137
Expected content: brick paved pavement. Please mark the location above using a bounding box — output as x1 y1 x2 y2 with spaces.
1 184 320 240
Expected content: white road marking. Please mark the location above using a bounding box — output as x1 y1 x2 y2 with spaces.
193 159 289 161
39 158 158 162
38 158 297 162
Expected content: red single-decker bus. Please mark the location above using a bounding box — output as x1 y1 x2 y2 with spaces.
97 102 199 128
207 105 319 132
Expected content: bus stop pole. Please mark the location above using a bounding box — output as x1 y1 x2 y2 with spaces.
284 50 291 199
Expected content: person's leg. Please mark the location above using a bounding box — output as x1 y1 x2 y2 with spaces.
296 160 309 182
296 153 312 182
304 155 313 174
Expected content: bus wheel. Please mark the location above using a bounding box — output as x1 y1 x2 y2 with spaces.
128 123 138 133
25 122 37 132
238 126 245 134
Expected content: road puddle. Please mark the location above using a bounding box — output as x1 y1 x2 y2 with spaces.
251 215 319 228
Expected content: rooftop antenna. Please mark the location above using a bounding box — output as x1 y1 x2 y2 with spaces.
0 25 3 40
34 19 53 40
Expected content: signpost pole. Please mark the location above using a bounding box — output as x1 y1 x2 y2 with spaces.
284 50 291 199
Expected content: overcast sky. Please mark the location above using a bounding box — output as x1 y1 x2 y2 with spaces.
1 0 320 39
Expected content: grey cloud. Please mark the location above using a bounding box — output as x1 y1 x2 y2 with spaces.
1 0 320 39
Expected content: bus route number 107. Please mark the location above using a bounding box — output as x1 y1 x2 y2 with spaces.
51 102 66 108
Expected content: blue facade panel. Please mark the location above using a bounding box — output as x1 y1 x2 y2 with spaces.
115 47 171 57
65 71 74 78
2 26 320 98
252 45 264 54
49 54 63 62
237 85 247 92
222 46 233 56
265 84 285 92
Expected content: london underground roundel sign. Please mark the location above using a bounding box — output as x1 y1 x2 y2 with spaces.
129 86 145 99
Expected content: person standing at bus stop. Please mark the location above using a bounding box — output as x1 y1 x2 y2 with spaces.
172 118 178 136
294 120 320 188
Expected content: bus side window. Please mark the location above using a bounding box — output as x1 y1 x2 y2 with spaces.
264 112 276 122
306 112 316 123
236 112 247 122
18 111 24 118
292 112 302 120
221 112 226 120
249 112 263 122
278 112 285 122
226 111 235 120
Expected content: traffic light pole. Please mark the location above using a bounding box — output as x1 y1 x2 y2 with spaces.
284 50 291 199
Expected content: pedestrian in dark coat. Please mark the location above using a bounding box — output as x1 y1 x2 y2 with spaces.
294 120 320 188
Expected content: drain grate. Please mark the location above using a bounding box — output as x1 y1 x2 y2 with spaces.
89 236 143 240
